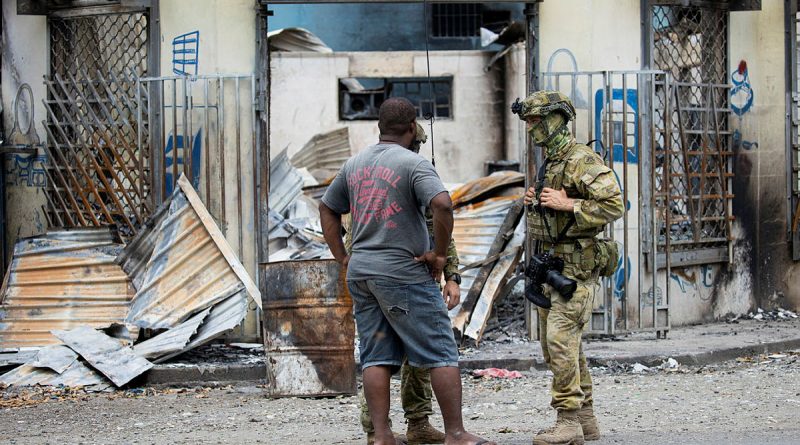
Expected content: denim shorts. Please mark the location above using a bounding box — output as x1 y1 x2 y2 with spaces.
348 279 459 370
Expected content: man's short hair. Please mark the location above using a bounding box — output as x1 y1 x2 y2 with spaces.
378 97 417 137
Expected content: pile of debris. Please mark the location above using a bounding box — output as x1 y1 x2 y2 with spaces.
727 308 799 323
268 133 529 346
0 175 260 390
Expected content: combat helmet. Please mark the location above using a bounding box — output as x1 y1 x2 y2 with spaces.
511 90 576 122
415 122 428 144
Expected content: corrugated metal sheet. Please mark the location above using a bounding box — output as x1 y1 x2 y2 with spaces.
119 175 261 329
0 348 38 367
270 149 305 216
0 228 135 348
450 171 524 207
0 364 56 386
290 127 350 182
449 199 515 320
132 307 211 360
268 210 330 262
154 290 249 364
268 27 333 53
53 326 152 387
29 345 78 374
0 359 109 388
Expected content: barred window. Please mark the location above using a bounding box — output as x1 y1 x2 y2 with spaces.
649 2 733 264
431 3 482 38
339 77 453 121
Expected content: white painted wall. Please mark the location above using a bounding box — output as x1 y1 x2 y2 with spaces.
1 1 49 257
269 50 505 184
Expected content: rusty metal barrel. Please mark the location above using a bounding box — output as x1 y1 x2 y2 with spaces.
260 259 356 397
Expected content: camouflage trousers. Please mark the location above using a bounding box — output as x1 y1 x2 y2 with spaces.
360 359 433 434
537 265 598 412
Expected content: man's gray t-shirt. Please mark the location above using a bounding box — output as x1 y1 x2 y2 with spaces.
322 143 447 283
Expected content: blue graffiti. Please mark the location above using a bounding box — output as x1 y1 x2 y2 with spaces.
173 31 200 76
594 88 638 164
5 154 47 187
731 60 754 117
165 129 202 194
613 255 631 300
733 129 759 151
701 265 714 288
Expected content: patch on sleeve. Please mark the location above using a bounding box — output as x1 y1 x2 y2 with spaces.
579 164 609 186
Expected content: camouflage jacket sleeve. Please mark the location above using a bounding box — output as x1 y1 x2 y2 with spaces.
568 150 625 231
342 213 353 254
425 208 460 279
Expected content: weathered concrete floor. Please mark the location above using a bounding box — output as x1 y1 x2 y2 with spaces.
2 349 798 444
462 318 800 369
139 318 800 385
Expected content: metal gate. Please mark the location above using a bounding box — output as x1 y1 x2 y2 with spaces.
538 70 733 336
135 75 258 261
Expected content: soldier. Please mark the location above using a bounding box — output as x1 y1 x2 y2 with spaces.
346 123 461 445
512 91 624 445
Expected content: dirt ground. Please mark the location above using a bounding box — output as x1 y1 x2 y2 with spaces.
1 350 798 445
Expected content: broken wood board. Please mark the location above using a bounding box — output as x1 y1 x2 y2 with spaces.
452 198 524 335
463 224 525 343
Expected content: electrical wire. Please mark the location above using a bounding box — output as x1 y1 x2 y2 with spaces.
422 0 435 167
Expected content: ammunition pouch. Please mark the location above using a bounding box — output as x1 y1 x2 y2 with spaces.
594 238 620 277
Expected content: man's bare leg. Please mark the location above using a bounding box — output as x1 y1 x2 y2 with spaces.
429 367 496 445
363 366 396 445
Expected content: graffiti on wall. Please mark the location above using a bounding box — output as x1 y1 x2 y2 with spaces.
165 129 202 195
730 60 754 117
173 31 200 76
5 154 47 187
594 88 639 164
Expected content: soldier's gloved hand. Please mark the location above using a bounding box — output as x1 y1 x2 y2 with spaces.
443 280 461 310
414 251 446 282
540 187 575 212
524 186 536 206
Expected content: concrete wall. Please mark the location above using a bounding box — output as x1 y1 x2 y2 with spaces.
1 1 49 260
729 1 799 311
269 50 505 184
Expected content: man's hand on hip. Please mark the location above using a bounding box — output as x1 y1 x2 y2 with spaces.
414 251 446 281
443 280 461 310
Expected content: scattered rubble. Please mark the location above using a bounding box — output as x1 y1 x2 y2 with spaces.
741 308 798 322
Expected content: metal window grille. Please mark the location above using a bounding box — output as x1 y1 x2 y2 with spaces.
650 3 733 263
44 12 150 237
338 77 452 120
791 10 800 260
389 78 452 119
431 3 482 38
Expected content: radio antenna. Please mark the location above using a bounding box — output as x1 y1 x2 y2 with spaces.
423 0 435 167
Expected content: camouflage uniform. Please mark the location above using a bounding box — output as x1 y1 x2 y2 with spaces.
343 122 459 441
513 91 623 443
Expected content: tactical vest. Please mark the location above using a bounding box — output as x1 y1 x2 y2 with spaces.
528 142 605 266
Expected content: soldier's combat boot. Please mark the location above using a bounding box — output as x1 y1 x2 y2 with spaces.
577 404 600 441
532 410 584 445
406 417 445 444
